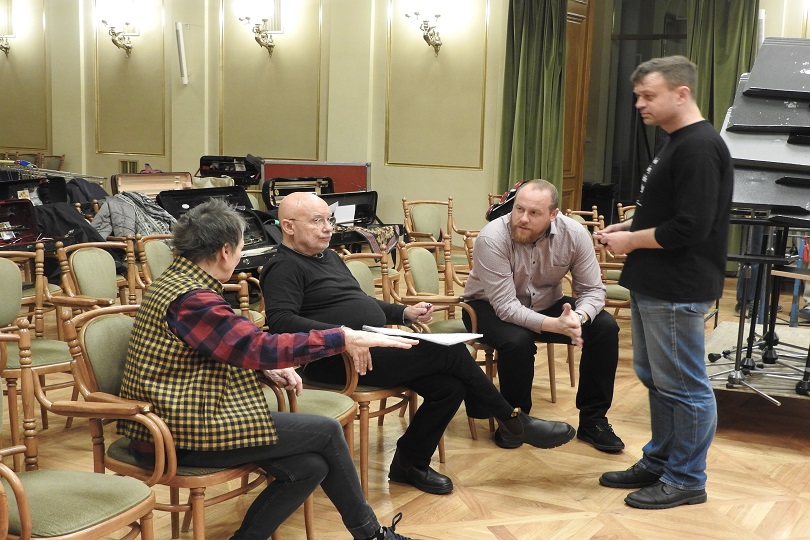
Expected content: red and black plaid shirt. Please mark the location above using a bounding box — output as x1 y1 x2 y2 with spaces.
167 289 345 370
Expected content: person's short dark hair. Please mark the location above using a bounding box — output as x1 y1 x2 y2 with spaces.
631 55 698 97
172 198 246 263
516 179 560 211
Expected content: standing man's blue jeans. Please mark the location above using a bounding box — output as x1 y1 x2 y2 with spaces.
630 291 717 491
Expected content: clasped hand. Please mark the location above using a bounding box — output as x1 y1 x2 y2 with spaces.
404 302 434 324
544 303 584 347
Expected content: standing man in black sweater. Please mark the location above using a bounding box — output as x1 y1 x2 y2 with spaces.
596 56 733 510
261 192 576 496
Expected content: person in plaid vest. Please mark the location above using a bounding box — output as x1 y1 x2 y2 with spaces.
119 198 418 540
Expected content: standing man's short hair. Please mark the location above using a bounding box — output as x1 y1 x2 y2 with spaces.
630 55 698 97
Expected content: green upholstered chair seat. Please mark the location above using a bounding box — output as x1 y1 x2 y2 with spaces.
427 319 468 334
22 281 62 298
2 469 152 537
234 308 264 326
450 251 469 268
107 437 232 476
262 386 356 418
4 339 71 370
369 266 398 279
606 283 630 301
299 372 403 394
605 269 622 281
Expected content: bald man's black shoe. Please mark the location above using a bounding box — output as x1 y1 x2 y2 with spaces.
388 450 453 495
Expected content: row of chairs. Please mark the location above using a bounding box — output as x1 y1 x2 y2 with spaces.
1 151 65 170
1 238 362 539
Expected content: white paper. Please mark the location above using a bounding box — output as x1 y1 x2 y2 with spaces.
362 325 483 346
333 204 357 225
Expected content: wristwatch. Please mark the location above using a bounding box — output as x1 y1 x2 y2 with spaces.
576 311 588 326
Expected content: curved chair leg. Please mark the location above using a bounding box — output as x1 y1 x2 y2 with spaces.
186 487 206 540
359 401 371 497
304 493 315 539
140 510 156 540
567 345 577 387
170 486 181 539
546 344 557 403
438 436 446 463
467 417 478 440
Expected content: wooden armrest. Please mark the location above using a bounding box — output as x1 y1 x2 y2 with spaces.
49 295 116 309
50 400 144 418
399 294 464 305
85 391 153 412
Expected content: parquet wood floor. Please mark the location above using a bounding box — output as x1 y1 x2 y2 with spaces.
5 278 810 539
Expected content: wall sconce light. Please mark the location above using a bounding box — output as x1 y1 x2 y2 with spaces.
239 16 276 56
237 0 283 57
405 11 442 56
101 19 134 57
0 0 12 56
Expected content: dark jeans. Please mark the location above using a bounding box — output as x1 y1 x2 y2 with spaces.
301 340 515 467
177 412 379 540
464 297 619 425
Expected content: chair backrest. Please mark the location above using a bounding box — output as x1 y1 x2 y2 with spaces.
79 310 136 395
70 247 120 300
410 204 444 239
57 240 136 304
402 198 455 242
142 237 174 284
399 241 450 296
0 257 23 326
345 260 377 297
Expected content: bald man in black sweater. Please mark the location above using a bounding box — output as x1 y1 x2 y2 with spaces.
260 192 576 495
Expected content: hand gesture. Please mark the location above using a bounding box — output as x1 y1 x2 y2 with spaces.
342 328 418 375
263 367 304 396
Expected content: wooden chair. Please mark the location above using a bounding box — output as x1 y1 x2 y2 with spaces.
599 260 631 320
401 197 473 281
0 249 97 469
55 239 140 309
617 202 636 222
52 305 270 540
41 153 65 171
0 316 156 539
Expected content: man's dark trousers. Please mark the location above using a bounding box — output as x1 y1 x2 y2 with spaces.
464 296 619 425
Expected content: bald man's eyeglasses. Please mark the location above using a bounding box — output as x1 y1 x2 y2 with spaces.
286 216 337 228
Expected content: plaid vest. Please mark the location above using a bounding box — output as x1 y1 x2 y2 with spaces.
117 256 278 450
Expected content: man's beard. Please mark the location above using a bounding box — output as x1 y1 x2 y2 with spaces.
510 222 539 244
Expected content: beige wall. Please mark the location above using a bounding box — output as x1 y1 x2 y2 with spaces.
11 2 805 227
0 0 506 228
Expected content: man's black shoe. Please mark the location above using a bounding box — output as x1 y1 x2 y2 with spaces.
495 412 576 449
799 307 810 321
624 481 707 509
493 428 523 449
599 463 660 488
388 452 453 495
577 421 625 453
